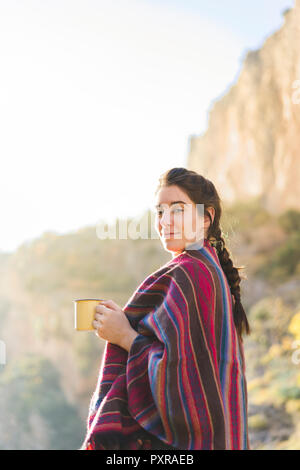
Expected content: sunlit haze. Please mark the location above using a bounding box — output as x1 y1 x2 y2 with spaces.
0 0 294 252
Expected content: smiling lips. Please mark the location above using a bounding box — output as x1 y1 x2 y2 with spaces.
163 232 181 238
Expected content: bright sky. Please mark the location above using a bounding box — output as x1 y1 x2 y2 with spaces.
0 0 295 253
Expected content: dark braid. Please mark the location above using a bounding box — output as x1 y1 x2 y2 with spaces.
156 167 251 341
208 228 250 340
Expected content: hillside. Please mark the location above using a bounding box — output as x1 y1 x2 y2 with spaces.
0 207 300 449
187 1 300 215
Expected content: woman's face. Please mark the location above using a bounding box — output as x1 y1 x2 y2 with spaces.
154 185 214 257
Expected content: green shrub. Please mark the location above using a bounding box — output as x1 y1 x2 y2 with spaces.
256 233 300 281
278 210 300 235
0 354 83 449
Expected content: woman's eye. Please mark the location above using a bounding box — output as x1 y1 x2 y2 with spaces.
155 207 183 216
171 207 184 215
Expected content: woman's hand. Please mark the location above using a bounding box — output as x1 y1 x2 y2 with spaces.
93 299 138 352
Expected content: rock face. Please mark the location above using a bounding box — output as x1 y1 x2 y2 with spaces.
187 1 300 215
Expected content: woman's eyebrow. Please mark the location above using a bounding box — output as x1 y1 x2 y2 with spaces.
155 201 187 208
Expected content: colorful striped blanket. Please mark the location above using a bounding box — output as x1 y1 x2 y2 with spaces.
81 239 250 450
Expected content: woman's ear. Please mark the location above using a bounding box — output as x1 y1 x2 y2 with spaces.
207 207 215 225
204 207 215 226
203 207 215 235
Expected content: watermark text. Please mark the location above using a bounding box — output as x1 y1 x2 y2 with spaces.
0 340 6 366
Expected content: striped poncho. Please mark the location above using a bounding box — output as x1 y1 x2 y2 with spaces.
82 238 250 450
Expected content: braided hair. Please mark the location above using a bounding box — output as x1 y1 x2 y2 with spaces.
155 167 251 341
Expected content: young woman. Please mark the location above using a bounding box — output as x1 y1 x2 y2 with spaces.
81 167 251 450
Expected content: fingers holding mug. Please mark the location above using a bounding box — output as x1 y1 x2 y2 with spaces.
93 318 102 336
93 304 108 336
94 312 103 322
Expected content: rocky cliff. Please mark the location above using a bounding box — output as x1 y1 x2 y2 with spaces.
187 0 300 215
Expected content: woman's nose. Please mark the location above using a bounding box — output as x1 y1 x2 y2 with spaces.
160 210 172 227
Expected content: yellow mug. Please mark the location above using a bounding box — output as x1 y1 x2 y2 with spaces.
74 298 105 331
